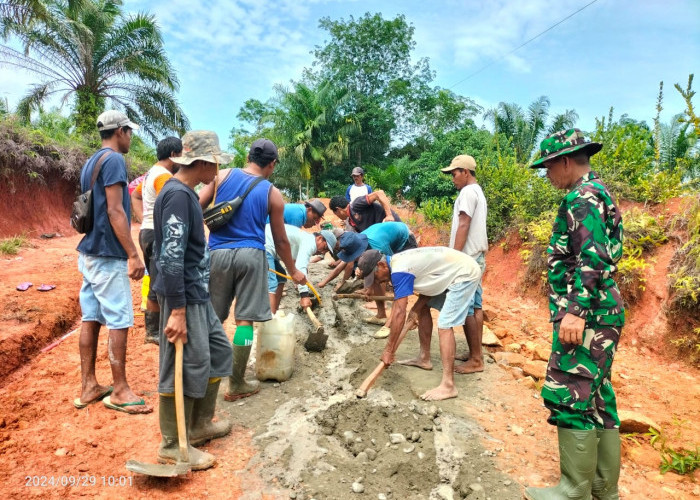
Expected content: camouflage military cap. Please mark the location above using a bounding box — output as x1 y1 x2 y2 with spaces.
530 128 602 168
171 130 233 166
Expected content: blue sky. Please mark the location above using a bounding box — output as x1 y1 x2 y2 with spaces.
2 0 699 149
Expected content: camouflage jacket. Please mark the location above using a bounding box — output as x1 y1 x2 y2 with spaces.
547 171 625 326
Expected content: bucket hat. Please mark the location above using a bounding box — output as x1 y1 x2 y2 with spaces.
337 231 369 263
530 128 602 168
171 130 232 166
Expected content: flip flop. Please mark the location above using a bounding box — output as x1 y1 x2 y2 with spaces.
373 326 391 339
37 284 56 292
73 386 113 409
364 316 386 325
16 282 32 291
103 395 151 414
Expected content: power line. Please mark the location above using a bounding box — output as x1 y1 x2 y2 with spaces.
448 0 599 90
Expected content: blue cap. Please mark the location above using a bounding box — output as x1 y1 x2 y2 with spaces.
337 232 369 262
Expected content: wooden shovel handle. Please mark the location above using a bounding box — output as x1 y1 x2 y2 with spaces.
333 293 394 301
305 307 324 334
174 340 189 463
355 318 414 398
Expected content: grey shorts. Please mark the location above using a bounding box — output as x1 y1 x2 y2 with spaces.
209 247 272 323
157 299 233 399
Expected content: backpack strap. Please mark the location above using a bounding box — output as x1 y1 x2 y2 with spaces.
89 149 114 189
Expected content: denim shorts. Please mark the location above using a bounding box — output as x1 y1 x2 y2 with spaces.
266 251 287 293
427 278 480 329
78 253 133 330
467 252 486 316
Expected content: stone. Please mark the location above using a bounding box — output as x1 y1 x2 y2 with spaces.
533 344 552 362
494 328 509 339
352 482 365 494
470 483 484 492
493 352 527 367
428 405 439 418
356 452 369 462
482 325 503 346
509 367 525 380
403 444 415 453
378 495 387 500
417 451 426 460
510 425 524 436
524 341 538 352
389 433 405 444
518 377 537 390
436 484 454 500
410 431 420 442
55 448 68 456
343 431 355 445
505 343 522 353
523 360 548 380
618 410 661 434
365 448 377 461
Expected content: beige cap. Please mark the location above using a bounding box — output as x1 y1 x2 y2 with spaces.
441 155 476 173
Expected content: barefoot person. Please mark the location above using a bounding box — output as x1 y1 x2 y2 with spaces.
440 155 488 374
75 110 150 414
524 129 624 500
356 247 481 401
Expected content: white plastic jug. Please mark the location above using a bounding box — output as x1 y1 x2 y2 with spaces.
256 310 296 382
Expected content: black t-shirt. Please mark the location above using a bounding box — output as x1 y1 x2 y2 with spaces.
348 195 401 233
152 178 210 309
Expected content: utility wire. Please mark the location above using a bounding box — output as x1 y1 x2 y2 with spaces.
449 0 599 89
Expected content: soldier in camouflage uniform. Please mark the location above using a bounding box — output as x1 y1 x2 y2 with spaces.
525 129 623 500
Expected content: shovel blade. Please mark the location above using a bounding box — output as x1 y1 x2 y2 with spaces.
126 459 190 477
304 330 328 352
336 278 364 294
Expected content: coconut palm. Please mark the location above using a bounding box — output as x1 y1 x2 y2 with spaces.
0 0 188 141
267 81 360 195
485 96 578 164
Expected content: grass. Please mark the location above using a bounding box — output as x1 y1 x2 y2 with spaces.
0 235 28 255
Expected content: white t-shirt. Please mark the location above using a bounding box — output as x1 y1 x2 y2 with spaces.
347 184 371 202
141 164 172 230
390 247 481 299
449 183 488 258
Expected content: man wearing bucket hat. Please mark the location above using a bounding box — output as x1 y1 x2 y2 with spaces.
151 130 235 470
265 224 336 314
439 154 488 375
345 166 373 202
319 222 416 337
524 129 624 500
75 110 150 415
199 138 306 402
356 247 481 400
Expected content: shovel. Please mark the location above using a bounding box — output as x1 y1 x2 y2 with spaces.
126 340 190 477
303 305 328 352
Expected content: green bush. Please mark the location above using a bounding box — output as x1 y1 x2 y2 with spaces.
519 210 555 292
0 235 29 255
419 198 452 224
668 195 700 313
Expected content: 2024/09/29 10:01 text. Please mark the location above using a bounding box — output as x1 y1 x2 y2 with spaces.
25 475 133 487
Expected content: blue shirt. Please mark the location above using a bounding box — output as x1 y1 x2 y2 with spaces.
265 203 307 227
208 169 272 251
363 222 409 256
76 147 130 259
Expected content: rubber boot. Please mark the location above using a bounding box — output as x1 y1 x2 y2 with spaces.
224 345 260 401
190 380 232 447
524 428 598 500
157 394 215 470
144 310 160 345
592 429 620 500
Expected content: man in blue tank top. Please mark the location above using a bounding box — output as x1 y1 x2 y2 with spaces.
199 139 306 401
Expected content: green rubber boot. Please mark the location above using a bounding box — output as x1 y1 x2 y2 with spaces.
157 395 215 470
592 429 620 500
524 428 598 500
190 380 232 447
224 345 260 402
144 310 160 345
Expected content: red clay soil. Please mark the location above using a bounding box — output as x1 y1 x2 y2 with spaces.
0 192 698 499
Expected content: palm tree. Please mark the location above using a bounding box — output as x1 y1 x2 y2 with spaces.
267 81 360 195
0 0 188 141
485 96 578 164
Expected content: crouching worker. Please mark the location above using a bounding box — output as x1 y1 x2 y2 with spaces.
356 247 481 401
152 131 234 470
265 224 336 314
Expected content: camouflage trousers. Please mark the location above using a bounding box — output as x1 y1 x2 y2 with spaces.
541 319 622 430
